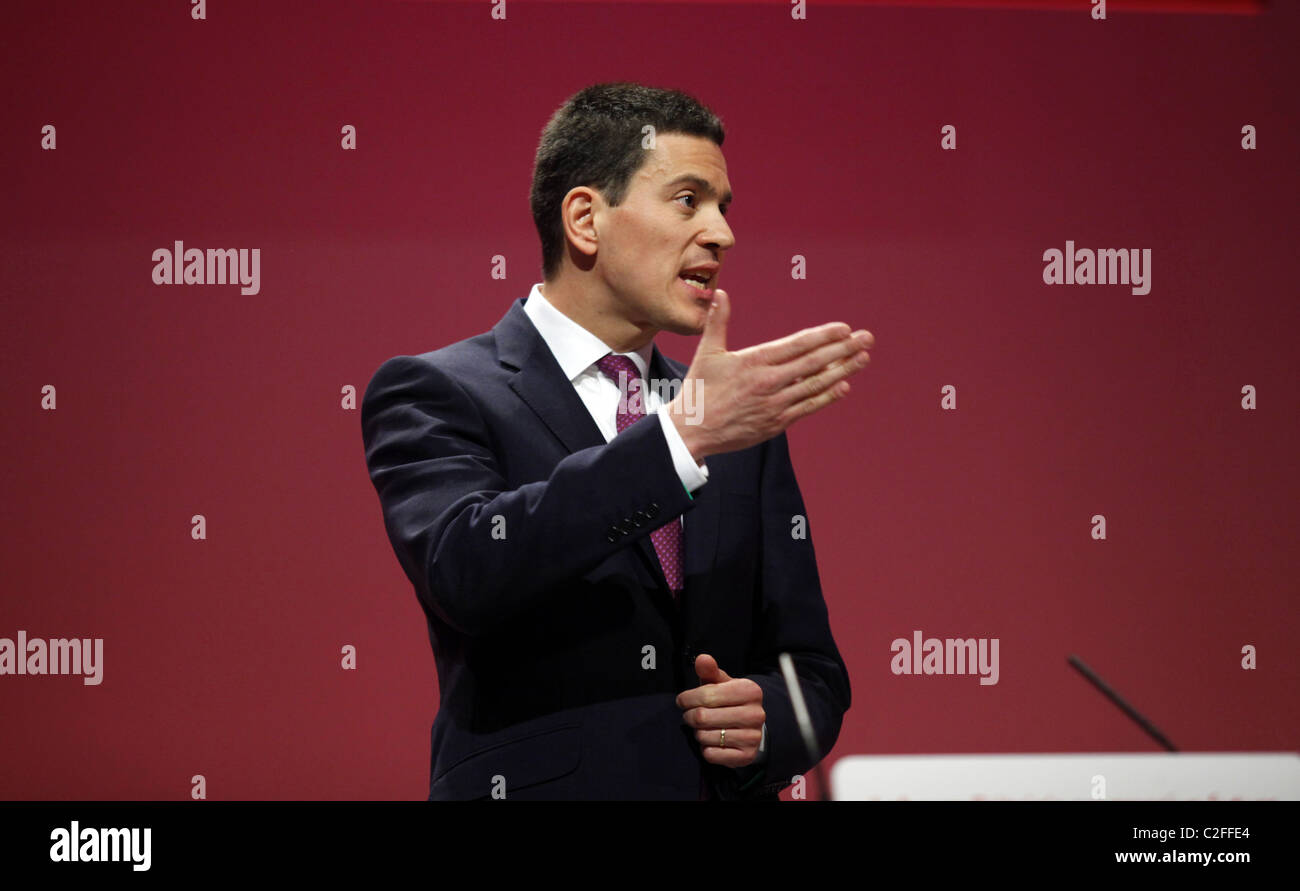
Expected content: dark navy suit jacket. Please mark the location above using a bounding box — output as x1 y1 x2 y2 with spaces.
360 296 850 800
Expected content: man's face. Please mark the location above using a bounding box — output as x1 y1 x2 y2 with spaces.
592 133 734 337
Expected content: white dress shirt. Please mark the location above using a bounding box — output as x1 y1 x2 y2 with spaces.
522 283 708 493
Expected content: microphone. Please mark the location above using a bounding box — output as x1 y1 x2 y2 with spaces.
778 652 831 800
1067 653 1178 752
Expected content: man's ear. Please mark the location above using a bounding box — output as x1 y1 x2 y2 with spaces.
560 186 600 261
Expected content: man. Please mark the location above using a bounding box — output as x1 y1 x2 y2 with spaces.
361 83 873 800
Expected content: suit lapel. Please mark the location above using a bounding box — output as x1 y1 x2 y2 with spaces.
497 299 608 456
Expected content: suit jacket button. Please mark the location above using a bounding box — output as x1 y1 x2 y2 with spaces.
648 502 660 516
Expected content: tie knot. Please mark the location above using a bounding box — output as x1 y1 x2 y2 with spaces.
595 353 642 386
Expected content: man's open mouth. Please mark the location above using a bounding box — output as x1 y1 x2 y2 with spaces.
678 271 714 297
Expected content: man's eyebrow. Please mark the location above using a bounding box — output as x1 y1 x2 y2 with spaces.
664 174 732 205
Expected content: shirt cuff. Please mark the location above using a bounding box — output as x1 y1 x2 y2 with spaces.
656 403 708 493
756 722 768 761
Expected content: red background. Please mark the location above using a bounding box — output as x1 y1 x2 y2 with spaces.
2 0 1296 799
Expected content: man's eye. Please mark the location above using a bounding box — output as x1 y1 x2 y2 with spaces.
676 192 728 215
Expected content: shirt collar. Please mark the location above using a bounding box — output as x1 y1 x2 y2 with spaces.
522 282 653 381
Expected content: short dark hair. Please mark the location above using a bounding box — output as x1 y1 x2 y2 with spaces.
530 82 726 282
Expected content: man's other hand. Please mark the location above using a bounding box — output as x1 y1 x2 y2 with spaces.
676 653 765 768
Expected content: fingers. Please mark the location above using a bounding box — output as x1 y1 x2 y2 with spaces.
775 377 852 428
698 725 764 768
749 329 871 406
700 745 759 768
682 704 765 730
777 330 872 392
676 677 762 710
751 321 855 366
696 727 762 749
676 652 764 767
779 343 869 405
762 329 871 424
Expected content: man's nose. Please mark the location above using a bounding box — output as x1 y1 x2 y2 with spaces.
704 213 734 252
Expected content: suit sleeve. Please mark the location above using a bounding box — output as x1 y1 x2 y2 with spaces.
360 355 696 637
725 431 852 799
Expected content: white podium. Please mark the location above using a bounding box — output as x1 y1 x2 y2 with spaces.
830 752 1300 800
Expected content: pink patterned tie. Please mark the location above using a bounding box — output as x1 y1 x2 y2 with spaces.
594 353 684 596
